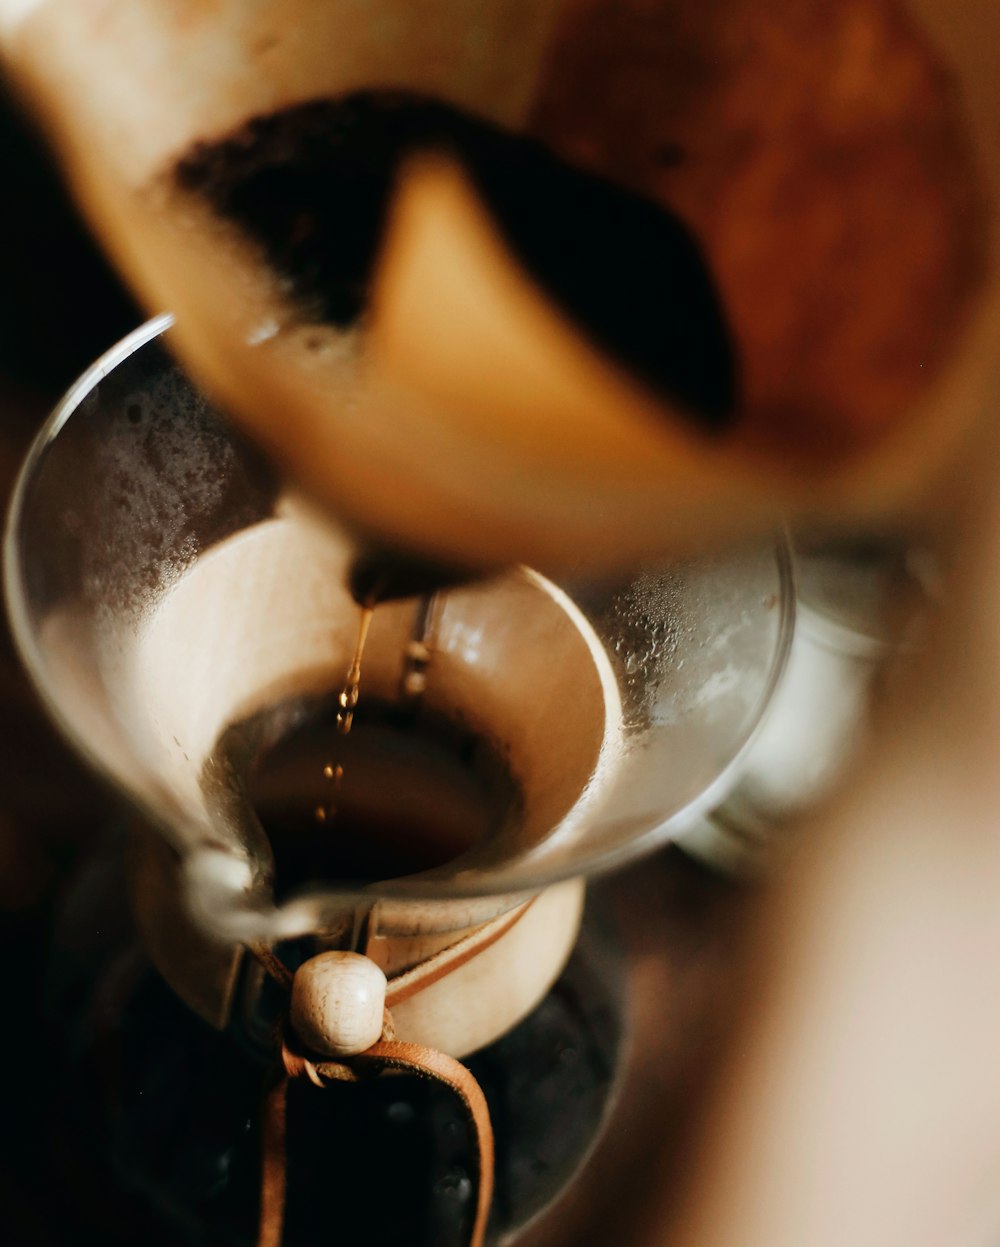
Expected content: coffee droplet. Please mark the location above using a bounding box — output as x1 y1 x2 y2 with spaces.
317 603 373 821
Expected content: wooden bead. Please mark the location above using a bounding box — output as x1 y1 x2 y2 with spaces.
289 952 387 1058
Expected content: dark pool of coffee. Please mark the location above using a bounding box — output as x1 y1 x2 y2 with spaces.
217 696 519 899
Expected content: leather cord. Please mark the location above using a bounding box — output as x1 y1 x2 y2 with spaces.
382 901 535 1008
249 899 534 1247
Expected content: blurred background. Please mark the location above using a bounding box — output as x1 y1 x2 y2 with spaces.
0 77 140 1242
0 81 137 903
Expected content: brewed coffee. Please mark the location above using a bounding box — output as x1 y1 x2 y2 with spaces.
221 695 519 900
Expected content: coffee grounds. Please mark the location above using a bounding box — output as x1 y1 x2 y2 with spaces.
175 90 737 430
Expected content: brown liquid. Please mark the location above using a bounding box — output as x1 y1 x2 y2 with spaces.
246 697 519 900
336 603 373 735
315 603 374 822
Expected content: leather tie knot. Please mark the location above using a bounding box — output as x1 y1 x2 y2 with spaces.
249 900 534 1247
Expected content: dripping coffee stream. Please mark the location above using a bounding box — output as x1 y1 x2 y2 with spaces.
257 590 464 895
315 601 373 824
318 544 465 840
336 602 372 738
